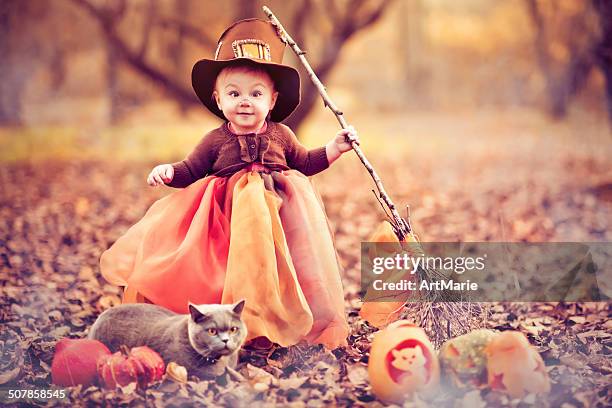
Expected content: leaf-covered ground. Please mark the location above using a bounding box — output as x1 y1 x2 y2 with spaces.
1 122 611 407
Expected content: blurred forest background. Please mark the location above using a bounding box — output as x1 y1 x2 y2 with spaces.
0 0 611 132
2 1 612 405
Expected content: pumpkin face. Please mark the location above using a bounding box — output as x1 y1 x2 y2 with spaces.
51 338 111 387
97 345 165 389
486 331 550 398
368 321 440 403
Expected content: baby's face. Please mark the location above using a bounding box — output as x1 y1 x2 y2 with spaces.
213 68 278 134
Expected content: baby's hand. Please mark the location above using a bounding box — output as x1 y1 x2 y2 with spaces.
147 164 174 187
334 125 359 153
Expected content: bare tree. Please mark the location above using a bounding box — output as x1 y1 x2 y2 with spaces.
592 0 612 123
70 0 394 131
0 1 43 125
167 0 190 113
284 0 395 129
525 0 600 119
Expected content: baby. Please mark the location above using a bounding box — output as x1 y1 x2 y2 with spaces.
101 18 358 349
147 64 358 186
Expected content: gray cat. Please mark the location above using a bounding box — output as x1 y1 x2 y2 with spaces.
87 300 247 380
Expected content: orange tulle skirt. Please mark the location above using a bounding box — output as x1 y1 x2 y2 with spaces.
100 165 348 348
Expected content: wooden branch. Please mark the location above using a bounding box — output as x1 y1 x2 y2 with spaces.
290 0 313 46
354 0 394 31
156 16 217 49
326 0 341 23
108 0 127 21
335 0 394 38
263 6 411 241
286 0 393 131
234 0 259 21
137 0 156 60
71 0 196 107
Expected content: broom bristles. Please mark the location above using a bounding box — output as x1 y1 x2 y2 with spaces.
401 301 489 348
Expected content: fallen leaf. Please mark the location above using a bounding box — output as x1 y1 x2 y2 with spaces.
346 365 368 386
278 375 308 390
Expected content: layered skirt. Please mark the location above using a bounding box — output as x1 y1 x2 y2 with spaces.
100 164 348 348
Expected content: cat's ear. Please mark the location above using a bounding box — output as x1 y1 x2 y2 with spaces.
232 299 246 316
391 349 400 358
189 303 208 323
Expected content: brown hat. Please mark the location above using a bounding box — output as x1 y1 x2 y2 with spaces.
192 19 300 122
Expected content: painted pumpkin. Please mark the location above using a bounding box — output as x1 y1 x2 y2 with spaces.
97 345 165 389
51 338 111 387
439 329 499 388
486 331 550 398
368 321 440 403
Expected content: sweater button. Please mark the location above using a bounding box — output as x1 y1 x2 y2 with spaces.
251 155 256 159
250 144 256 148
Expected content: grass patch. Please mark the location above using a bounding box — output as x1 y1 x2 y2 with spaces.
0 123 389 163
0 125 215 163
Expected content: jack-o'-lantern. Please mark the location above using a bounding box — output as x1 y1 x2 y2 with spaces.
368 321 440 403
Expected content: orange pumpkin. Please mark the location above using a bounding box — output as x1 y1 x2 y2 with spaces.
486 331 550 398
368 321 440 403
360 221 422 328
97 345 165 389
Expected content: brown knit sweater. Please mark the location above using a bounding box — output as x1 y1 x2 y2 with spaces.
167 121 329 188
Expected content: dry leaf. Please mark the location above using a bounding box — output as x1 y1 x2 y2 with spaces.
0 366 21 385
278 375 308 390
166 362 188 383
243 363 276 390
346 365 368 386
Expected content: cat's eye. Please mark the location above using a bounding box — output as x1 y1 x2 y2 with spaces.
229 326 239 334
207 328 217 336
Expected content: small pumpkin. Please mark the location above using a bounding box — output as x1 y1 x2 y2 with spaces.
368 321 440 403
51 338 111 387
486 331 550 398
439 329 498 388
97 345 165 389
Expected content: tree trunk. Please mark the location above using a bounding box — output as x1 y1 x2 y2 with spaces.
235 0 259 20
170 0 189 114
0 1 24 126
525 0 567 118
106 42 121 124
72 0 393 132
593 0 612 123
283 38 342 131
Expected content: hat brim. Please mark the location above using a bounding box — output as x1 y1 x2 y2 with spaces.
192 58 300 123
